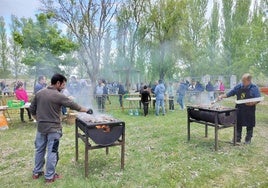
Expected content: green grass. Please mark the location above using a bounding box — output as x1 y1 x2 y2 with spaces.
0 97 268 188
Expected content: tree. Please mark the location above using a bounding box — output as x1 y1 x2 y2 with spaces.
204 1 222 74
9 15 25 80
218 0 268 78
221 0 250 76
174 0 208 78
13 13 77 77
40 0 118 88
115 0 150 89
143 0 188 80
247 2 268 76
0 16 10 78
100 28 113 80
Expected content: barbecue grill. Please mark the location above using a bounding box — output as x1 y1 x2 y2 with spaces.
75 114 125 177
187 105 237 151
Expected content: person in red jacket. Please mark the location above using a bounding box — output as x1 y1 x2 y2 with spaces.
15 81 33 122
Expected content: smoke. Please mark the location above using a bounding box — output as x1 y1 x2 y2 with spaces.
65 78 96 111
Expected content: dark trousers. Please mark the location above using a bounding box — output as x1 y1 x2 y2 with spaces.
119 95 123 107
20 108 31 122
143 102 149 116
96 96 105 112
236 125 254 142
169 96 174 110
152 100 156 109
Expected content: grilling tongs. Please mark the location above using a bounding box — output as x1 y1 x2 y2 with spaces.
211 98 222 105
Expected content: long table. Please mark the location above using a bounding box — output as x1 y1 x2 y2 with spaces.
125 97 172 110
0 103 31 123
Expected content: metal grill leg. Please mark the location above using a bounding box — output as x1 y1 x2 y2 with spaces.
233 111 237 146
106 147 109 155
85 136 89 178
215 126 219 151
187 109 191 141
75 124 78 161
215 112 219 151
121 132 125 170
205 124 208 138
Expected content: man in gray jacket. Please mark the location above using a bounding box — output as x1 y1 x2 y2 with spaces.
30 73 92 183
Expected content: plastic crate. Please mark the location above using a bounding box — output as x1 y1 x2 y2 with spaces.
7 100 24 108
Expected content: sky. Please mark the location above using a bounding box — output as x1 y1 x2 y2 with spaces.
0 0 40 21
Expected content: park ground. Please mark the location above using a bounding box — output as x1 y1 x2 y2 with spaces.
0 96 268 188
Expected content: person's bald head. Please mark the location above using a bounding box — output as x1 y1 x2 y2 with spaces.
242 73 252 87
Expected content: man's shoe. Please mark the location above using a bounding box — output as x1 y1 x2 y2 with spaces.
54 173 62 179
45 178 55 183
45 173 62 184
32 171 44 179
245 140 251 145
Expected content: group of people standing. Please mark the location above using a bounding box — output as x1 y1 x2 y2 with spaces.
176 79 225 109
139 80 179 117
140 79 167 116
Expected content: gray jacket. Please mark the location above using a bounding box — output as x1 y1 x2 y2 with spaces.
30 86 82 133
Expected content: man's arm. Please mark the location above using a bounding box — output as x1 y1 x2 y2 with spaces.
218 85 239 100
218 93 228 100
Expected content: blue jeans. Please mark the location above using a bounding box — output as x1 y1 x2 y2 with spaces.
155 99 165 115
177 94 184 109
33 131 62 179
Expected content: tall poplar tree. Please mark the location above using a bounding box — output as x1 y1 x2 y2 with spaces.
0 16 10 78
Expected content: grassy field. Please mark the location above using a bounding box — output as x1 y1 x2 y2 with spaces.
0 97 268 188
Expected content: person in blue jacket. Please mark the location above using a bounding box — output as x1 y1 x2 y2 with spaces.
177 80 188 110
195 81 204 92
154 80 166 116
219 73 261 144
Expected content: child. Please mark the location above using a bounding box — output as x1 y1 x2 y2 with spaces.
15 81 33 122
141 85 151 116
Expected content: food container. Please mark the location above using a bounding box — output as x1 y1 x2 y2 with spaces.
7 100 24 108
